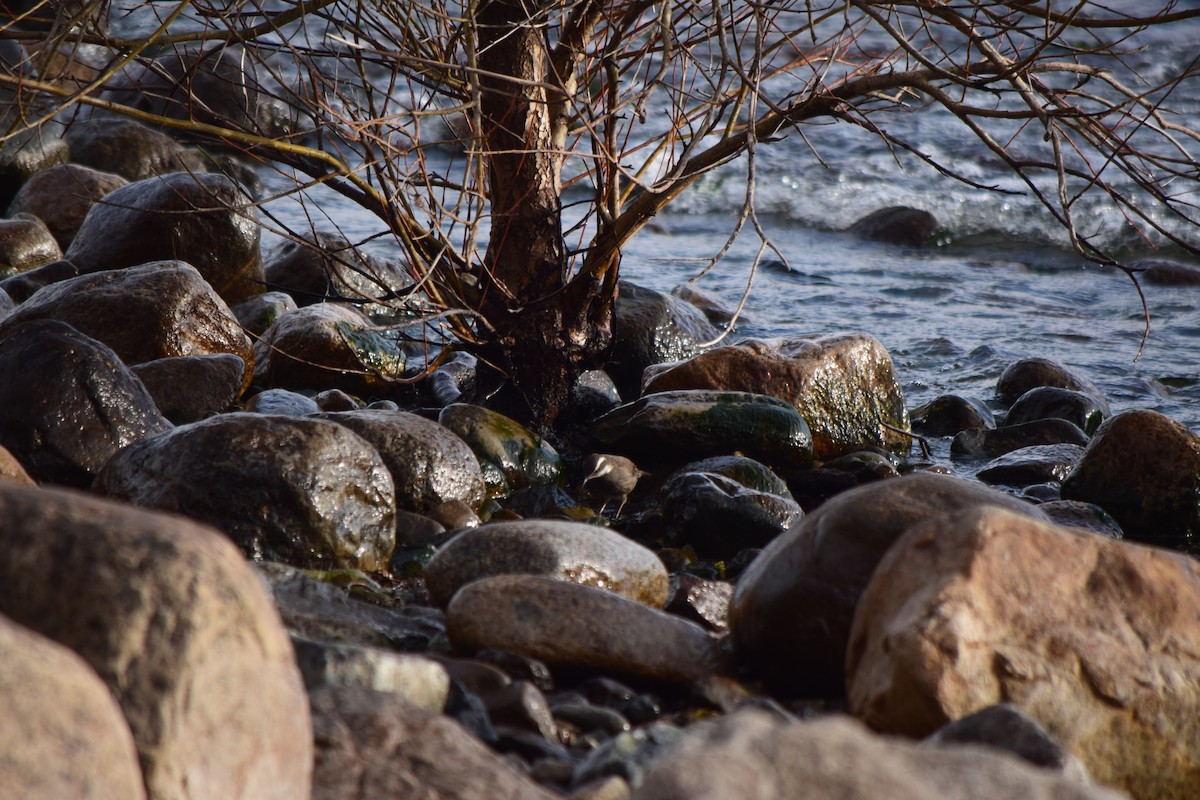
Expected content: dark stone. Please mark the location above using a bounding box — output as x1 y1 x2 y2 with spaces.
63 117 208 182
1038 500 1123 539
1061 409 1200 547
0 319 170 487
951 417 1090 461
0 214 61 276
671 283 740 327
665 574 733 633
438 403 564 495
573 369 622 420
1135 260 1200 286
66 172 264 304
263 230 411 308
1003 387 1106 435
609 281 720 397
910 394 994 436
95 413 396 569
0 126 68 211
0 258 76 302
6 163 127 249
571 721 685 789
925 704 1088 780
995 357 1108 411
314 389 359 412
243 388 321 416
231 290 298 336
130 353 246 424
847 206 937 246
976 444 1086 487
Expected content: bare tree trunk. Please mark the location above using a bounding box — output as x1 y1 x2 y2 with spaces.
476 0 614 427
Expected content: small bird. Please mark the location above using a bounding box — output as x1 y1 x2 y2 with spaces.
580 453 647 517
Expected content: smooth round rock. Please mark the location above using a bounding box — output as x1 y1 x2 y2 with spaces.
424 519 669 608
244 387 322 416
131 353 246 423
438 403 564 494
609 280 720 396
0 214 60 276
951 418 1090 461
447 575 723 685
232 290 299 336
911 394 995 436
96 412 396 569
6 162 127 248
976 444 1086 487
848 205 938 246
1003 387 1106 435
63 117 208 181
996 357 1108 410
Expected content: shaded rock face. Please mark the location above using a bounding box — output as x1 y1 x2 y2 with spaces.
310 685 557 800
0 214 61 276
438 403 564 495
316 408 486 513
1061 409 1200 547
0 613 147 800
263 230 411 308
232 290 298 336
847 505 1200 800
3 261 253 384
6 162 128 248
592 390 814 471
631 711 1124 800
728 473 1044 697
924 704 1091 783
996 357 1109 411
976 443 1085 487
253 302 417 396
243 387 322 416
642 334 909 459
66 171 264 304
96 413 396 570
131 353 247 423
911 394 994 436
609 280 721 397
1003 387 1106 435
0 482 313 800
847 206 938 246
0 443 34 484
447 574 723 685
423 519 669 608
952 418 1090 461
0 257 76 302
0 318 171 487
0 125 68 211
62 117 208 182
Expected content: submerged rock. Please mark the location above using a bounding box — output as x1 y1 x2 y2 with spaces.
847 206 938 246
96 413 396 570
641 334 909 459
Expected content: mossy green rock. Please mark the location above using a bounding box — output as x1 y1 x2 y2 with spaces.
591 390 813 471
438 403 564 496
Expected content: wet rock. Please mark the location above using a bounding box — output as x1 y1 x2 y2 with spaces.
729 473 1045 696
631 711 1123 800
66 171 264 304
62 116 209 181
574 721 685 789
263 229 411 308
976 444 1085 487
0 125 68 211
609 280 720 397
2 261 253 382
428 350 477 407
0 319 170 487
996 357 1109 411
314 388 359 411
592 390 813 470
1003 387 1106 435
0 257 75 302
256 562 445 651
952 418 1090 460
911 394 995 436
232 290 298 336
0 285 11 318
311 685 557 800
438 403 564 494
642 334 909 459
317 408 486 514
6 162 127 248
243 387 322 416
1037 500 1123 538
785 454 898 511
660 457 803 558
131 353 246 423
574 369 623 420
487 679 558 740
0 482 312 800
0 443 34 484
1137 260 1200 286
847 504 1200 800
0 214 61 275
671 283 740 327
1061 409 1200 546
96 412 396 570
292 637 450 710
425 519 668 608
0 613 146 800
665 574 733 632
429 498 481 530
925 704 1091 783
253 302 419 396
553 700 631 737
448 575 724 685
847 206 938 246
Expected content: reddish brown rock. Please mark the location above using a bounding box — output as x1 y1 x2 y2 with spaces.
642 334 909 459
0 614 147 800
0 442 33 484
0 482 313 800
847 505 1200 800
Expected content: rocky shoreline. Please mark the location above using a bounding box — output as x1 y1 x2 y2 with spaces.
3 48 1200 800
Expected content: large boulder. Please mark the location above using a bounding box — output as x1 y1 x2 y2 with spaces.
2 261 253 389
642 334 909 459
316 408 486 513
1061 409 1200 548
96 413 396 570
65 172 264 304
847 505 1200 800
728 473 1045 696
609 280 721 397
263 230 411 309
996 357 1108 410
0 482 312 800
310 685 557 800
424 519 669 607
6 162 128 248
0 613 147 800
63 117 208 182
0 318 171 487
631 711 1124 800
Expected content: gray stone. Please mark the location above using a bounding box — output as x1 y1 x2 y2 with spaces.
231 290 298 336
63 117 208 181
131 353 246 423
609 280 720 396
243 387 321 416
292 637 450 710
6 162 127 248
